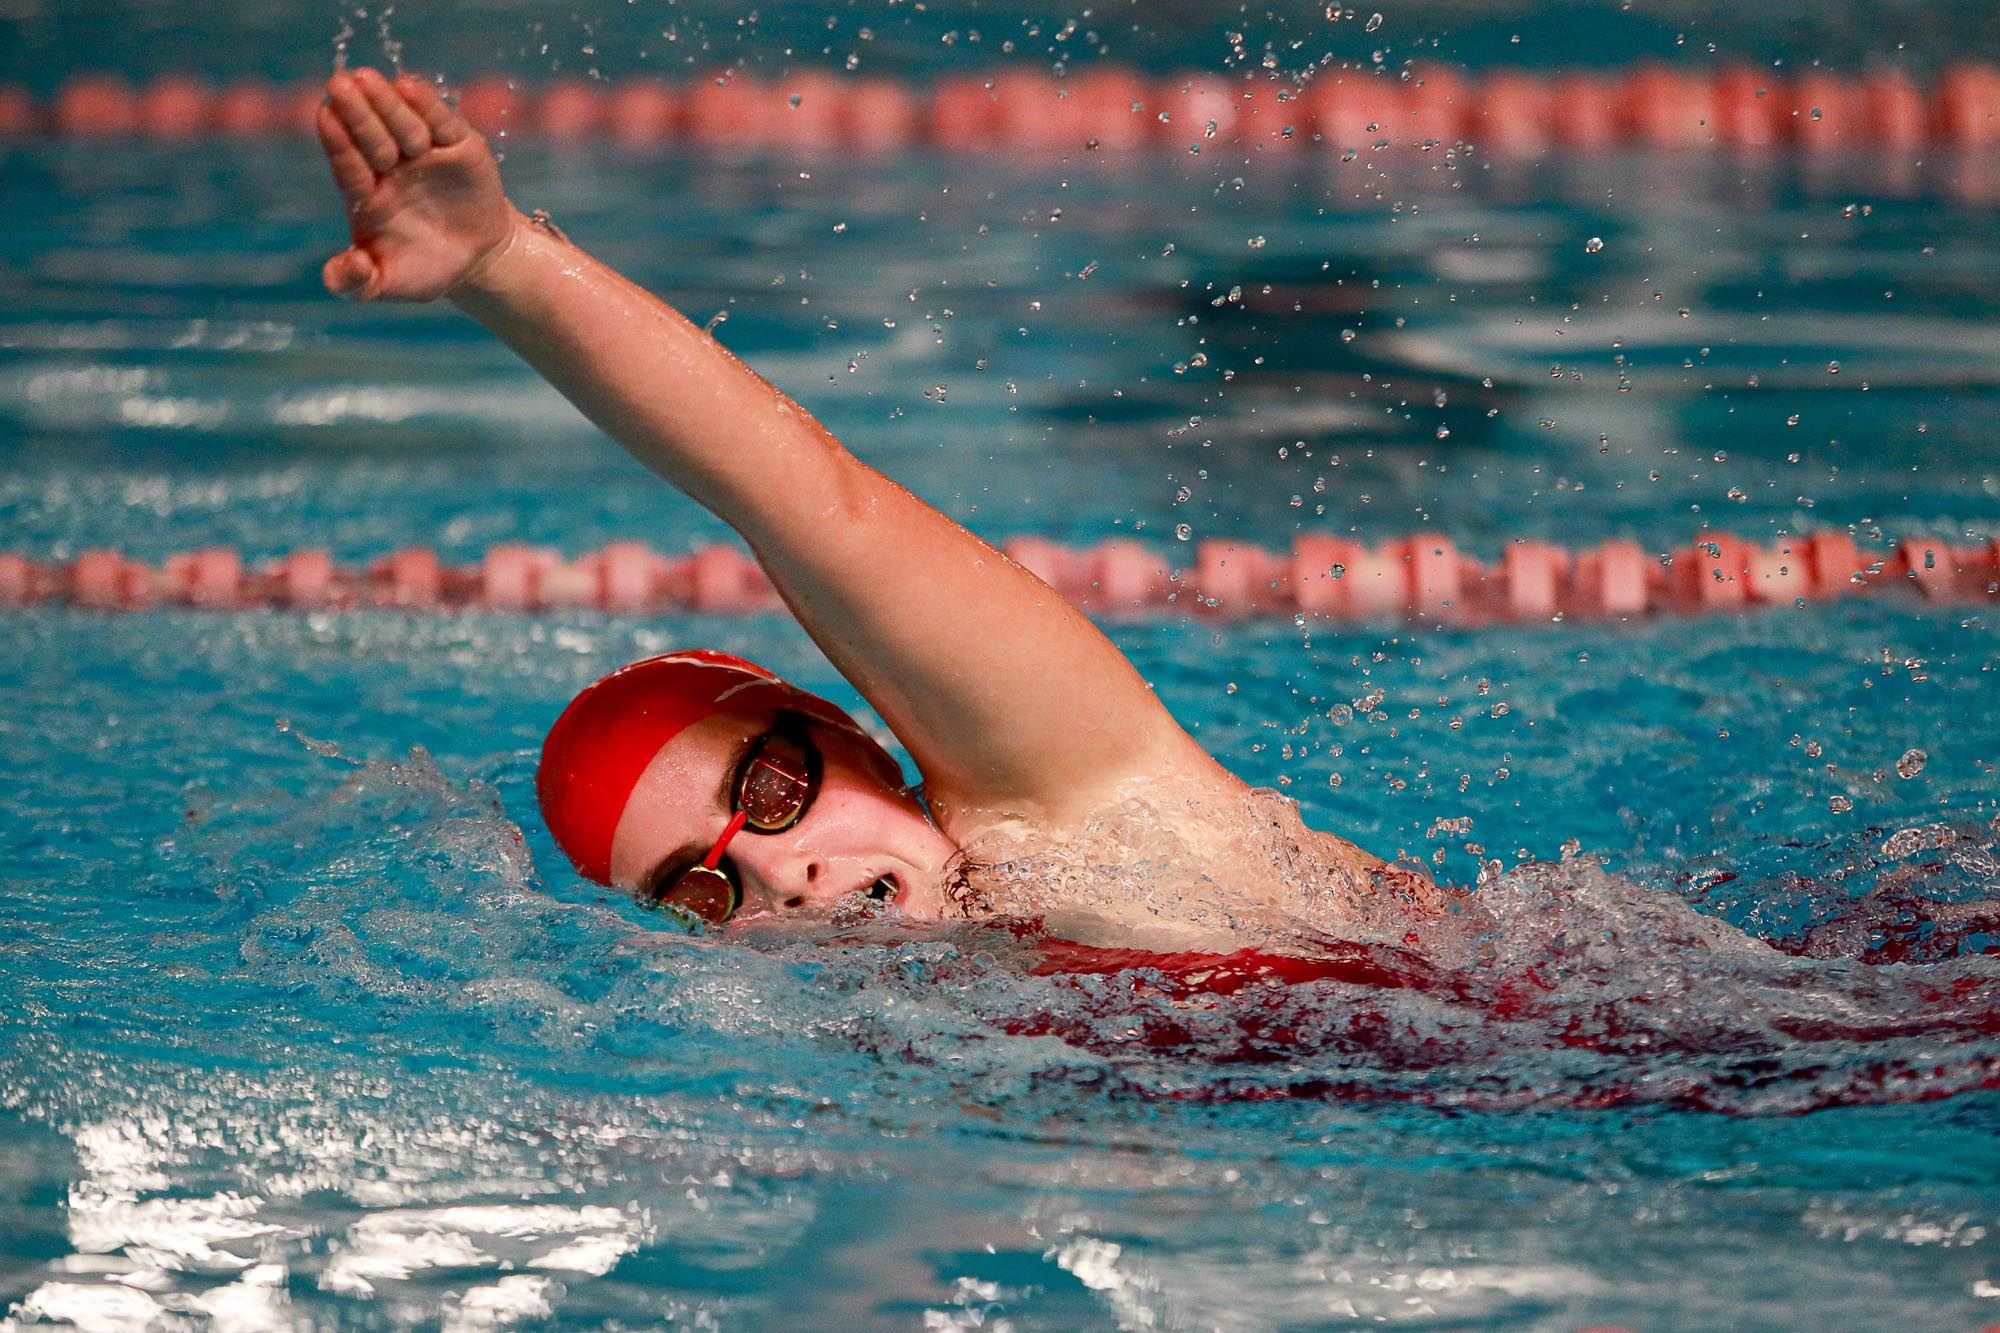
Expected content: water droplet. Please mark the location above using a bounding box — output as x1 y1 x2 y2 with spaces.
832 221 847 233
1786 414 1801 426
1826 360 1841 375
1583 236 1604 254
1364 11 1384 31
1174 523 1193 541
1435 425 1451 439
1247 234 1267 249
1895 748 1928 779
1828 794 1853 813
1340 328 1357 343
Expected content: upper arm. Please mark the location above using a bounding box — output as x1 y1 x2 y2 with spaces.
743 449 1235 827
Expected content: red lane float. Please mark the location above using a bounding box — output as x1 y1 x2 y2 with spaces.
135 75 214 139
2 532 1991 621
15 64 2000 154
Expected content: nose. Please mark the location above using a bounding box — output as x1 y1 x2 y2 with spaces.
730 835 824 913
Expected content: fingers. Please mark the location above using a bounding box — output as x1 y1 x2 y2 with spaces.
396 73 473 146
315 103 376 204
321 247 380 300
326 71 402 174
355 66 433 159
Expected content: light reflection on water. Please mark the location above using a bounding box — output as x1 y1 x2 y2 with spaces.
0 119 1997 1328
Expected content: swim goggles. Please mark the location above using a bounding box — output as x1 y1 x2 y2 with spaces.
645 715 820 926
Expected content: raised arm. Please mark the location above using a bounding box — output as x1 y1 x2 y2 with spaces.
317 68 1231 827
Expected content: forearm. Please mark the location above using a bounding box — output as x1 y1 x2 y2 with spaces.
451 212 852 520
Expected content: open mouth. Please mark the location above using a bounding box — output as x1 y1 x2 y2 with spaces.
863 873 900 905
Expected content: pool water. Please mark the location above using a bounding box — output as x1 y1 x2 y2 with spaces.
4 103 2000 1330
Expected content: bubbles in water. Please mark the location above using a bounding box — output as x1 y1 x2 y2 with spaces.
332 13 355 69
1364 11 1384 31
1340 328 1357 343
1895 748 1929 779
1584 236 1605 254
1174 523 1192 541
1829 795 1854 814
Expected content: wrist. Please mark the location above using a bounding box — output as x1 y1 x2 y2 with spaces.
448 206 538 308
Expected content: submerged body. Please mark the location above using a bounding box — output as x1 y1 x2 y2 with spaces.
315 66 1427 947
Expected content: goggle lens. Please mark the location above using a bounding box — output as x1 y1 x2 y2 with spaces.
739 745 811 831
654 864 739 925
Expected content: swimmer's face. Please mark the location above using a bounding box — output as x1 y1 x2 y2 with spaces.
607 704 959 923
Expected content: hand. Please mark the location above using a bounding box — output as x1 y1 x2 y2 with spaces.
316 68 518 302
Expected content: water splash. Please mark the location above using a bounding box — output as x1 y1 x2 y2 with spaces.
330 4 403 76
778 843 2000 1116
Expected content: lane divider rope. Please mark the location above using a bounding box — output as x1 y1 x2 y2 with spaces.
3 533 1993 621
8 63 2000 153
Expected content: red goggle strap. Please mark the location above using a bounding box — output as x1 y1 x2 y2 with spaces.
702 809 750 870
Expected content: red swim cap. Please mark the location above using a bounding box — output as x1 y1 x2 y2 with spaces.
536 649 861 885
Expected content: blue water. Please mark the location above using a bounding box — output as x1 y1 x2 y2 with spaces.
6 39 2000 1333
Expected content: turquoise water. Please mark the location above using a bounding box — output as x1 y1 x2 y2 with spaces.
5 105 2000 1331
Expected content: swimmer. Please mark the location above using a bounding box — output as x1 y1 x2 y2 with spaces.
315 68 1464 949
